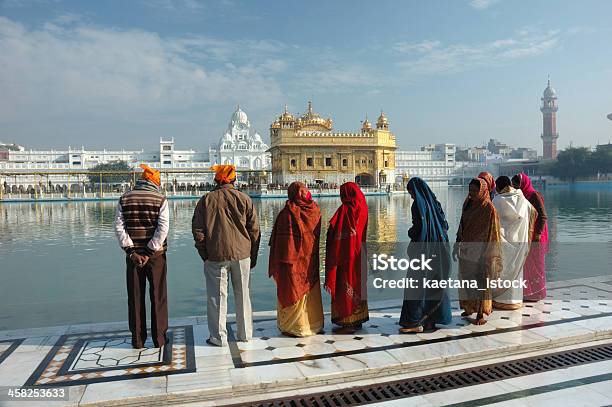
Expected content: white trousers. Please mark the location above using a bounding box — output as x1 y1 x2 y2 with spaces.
204 258 252 346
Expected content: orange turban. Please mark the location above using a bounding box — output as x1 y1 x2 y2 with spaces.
140 164 161 186
212 164 236 184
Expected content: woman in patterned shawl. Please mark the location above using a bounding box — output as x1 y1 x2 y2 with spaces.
454 178 503 325
269 182 324 337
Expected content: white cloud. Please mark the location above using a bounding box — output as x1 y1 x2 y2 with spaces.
0 16 287 141
395 29 560 75
469 0 501 10
289 51 381 95
393 40 441 54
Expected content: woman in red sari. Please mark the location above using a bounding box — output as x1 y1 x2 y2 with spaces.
512 173 549 301
269 182 324 337
325 182 369 332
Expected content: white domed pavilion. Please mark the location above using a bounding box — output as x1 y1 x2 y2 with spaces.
209 106 271 170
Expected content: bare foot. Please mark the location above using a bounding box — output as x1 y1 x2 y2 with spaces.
399 326 424 334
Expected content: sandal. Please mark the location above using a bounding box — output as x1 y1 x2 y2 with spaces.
493 301 523 310
399 326 424 334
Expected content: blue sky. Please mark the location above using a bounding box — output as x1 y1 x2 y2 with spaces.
1 0 611 152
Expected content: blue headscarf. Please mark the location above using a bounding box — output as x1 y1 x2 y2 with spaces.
407 177 449 243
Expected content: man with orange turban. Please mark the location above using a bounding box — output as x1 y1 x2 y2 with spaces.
212 164 236 185
192 164 260 346
115 164 170 349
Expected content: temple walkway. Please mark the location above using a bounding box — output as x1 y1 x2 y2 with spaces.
1 276 611 406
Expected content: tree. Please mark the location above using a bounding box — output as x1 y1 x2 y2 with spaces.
548 147 612 181
592 145 612 175
88 161 134 184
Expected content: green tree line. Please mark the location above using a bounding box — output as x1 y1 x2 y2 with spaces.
546 146 612 181
87 161 135 184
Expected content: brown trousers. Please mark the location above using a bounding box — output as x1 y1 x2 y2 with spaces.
126 253 168 348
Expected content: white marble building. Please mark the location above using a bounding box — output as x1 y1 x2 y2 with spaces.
209 106 271 170
395 143 456 186
0 107 272 191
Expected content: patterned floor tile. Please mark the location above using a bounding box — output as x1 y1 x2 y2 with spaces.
0 338 24 365
24 326 195 387
226 284 612 368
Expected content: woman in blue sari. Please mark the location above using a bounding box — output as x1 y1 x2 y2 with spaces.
399 177 452 333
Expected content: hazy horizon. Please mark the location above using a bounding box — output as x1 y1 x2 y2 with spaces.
1 0 612 153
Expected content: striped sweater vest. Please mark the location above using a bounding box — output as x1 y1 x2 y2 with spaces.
120 190 167 251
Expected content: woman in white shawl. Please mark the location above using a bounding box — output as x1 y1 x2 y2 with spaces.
492 176 537 310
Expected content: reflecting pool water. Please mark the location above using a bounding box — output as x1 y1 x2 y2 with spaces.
1 186 610 330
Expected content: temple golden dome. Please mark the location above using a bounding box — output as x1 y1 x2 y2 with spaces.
279 105 295 122
297 101 332 130
376 111 389 129
361 114 372 132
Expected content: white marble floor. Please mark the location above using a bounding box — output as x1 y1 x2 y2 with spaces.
0 276 611 406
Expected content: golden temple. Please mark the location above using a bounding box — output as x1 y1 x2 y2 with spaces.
268 102 397 187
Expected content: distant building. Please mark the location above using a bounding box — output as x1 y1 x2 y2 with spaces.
511 147 538 160
395 144 455 185
0 108 273 190
0 142 24 151
0 142 24 161
466 146 488 162
268 102 396 187
541 77 559 160
596 143 612 153
487 139 512 157
209 106 270 170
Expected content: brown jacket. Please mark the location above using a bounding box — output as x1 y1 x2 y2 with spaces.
192 184 261 265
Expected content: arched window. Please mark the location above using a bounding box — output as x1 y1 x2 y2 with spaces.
240 158 249 167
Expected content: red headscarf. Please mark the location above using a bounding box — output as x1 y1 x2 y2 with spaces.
269 182 322 308
478 171 495 194
324 182 368 319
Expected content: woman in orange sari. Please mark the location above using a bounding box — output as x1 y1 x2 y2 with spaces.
269 182 324 337
325 182 369 333
453 178 503 325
